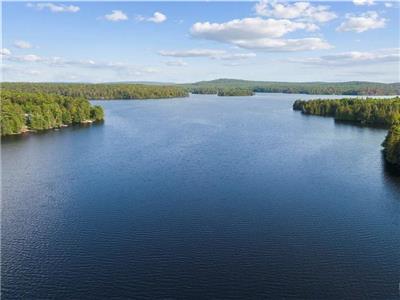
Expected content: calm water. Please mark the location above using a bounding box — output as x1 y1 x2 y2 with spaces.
2 94 400 299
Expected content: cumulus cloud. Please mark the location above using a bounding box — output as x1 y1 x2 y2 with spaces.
1 48 12 56
159 49 257 60
27 3 80 13
337 11 386 33
190 17 330 51
191 18 318 40
254 0 337 23
291 48 399 66
384 2 393 7
148 12 167 23
136 11 167 23
14 40 33 49
104 10 128 22
353 0 375 6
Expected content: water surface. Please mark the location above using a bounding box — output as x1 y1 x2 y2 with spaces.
2 94 400 299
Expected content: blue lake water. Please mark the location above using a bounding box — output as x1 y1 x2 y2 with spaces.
2 93 400 299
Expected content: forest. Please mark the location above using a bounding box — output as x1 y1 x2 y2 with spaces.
1 82 189 100
1 90 104 136
3 80 399 101
217 88 254 96
292 97 400 169
185 79 400 96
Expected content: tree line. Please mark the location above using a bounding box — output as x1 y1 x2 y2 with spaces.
293 97 400 169
4 81 398 100
185 79 399 96
2 83 189 100
217 88 254 96
293 98 400 125
1 90 104 136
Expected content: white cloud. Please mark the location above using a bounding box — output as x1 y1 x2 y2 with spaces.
149 12 167 23
27 3 80 13
10 54 43 62
337 11 386 33
142 67 159 74
104 10 128 22
164 60 188 67
353 0 375 6
254 0 337 23
384 2 393 7
219 53 257 60
190 17 330 51
191 18 318 41
2 51 160 77
21 55 43 62
159 49 227 58
291 48 399 66
222 62 243 67
159 49 257 60
1 48 12 56
26 70 42 75
1 66 42 76
233 37 331 51
14 40 33 49
136 11 167 23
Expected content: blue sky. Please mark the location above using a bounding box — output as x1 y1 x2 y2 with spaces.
1 1 399 82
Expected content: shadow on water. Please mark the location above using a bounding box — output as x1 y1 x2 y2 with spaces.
334 119 389 130
334 121 400 187
379 153 400 202
297 112 389 130
298 111 400 186
1 122 104 144
296 112 390 131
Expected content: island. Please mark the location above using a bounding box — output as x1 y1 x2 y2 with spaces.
1 90 104 136
293 97 400 169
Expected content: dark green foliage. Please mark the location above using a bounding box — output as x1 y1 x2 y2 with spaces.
185 79 399 96
382 125 400 167
90 105 104 121
1 101 25 135
293 97 400 169
293 98 400 126
1 90 104 136
217 88 254 96
2 82 188 100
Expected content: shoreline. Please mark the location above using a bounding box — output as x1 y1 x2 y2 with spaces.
1 121 102 138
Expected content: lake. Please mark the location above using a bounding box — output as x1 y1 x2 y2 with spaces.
2 93 400 299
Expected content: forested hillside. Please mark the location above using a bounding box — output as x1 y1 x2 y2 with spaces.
3 81 398 99
185 79 399 96
1 90 104 136
293 97 400 169
217 88 254 96
2 83 189 100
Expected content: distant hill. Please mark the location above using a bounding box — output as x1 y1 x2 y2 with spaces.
104 81 177 86
2 79 399 97
182 79 400 96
